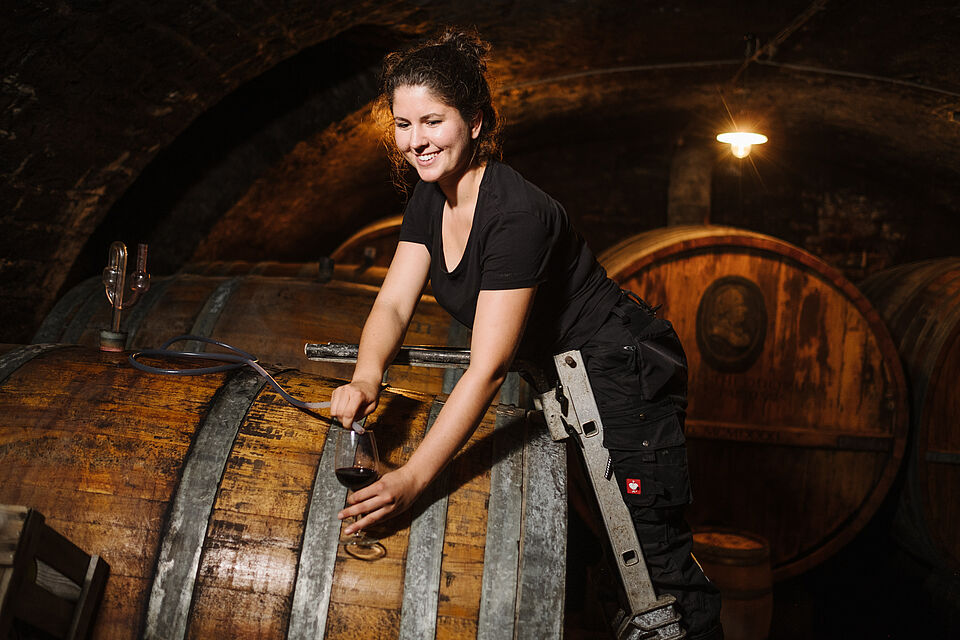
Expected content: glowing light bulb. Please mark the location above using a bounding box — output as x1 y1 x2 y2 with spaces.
717 131 768 158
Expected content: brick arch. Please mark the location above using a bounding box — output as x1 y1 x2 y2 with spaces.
5 1 960 344
2 2 441 341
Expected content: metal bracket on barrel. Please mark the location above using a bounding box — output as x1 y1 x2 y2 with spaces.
539 350 684 640
306 343 472 369
305 343 551 389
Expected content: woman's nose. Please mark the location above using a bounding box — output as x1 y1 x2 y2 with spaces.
410 126 428 150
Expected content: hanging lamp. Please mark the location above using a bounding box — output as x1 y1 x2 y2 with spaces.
716 131 768 158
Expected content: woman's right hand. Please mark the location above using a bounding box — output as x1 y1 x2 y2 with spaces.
330 379 381 429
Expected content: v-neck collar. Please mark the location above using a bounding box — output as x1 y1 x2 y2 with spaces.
437 162 493 275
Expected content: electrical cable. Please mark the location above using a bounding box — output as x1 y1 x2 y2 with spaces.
128 335 365 432
730 0 829 84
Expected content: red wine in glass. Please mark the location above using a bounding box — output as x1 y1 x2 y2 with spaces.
335 466 378 491
333 425 385 560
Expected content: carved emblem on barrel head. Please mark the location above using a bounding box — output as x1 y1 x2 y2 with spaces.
696 276 767 372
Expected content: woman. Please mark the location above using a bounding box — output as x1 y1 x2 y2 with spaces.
330 28 722 640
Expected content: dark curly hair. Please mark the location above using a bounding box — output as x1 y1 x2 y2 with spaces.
377 27 503 191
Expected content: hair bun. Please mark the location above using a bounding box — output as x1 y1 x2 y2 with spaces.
434 27 490 72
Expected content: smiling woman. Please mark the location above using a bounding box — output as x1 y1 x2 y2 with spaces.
326 28 723 640
377 29 502 194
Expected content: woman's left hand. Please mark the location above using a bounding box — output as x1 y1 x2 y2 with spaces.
337 464 425 535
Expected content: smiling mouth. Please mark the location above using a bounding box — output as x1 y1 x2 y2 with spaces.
416 151 439 163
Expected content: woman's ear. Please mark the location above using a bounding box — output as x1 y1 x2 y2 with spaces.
470 112 483 140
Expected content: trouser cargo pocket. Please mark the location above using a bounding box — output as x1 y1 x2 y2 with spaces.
609 444 692 508
581 293 692 508
632 317 688 403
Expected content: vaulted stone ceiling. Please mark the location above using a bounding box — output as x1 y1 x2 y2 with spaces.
3 0 959 343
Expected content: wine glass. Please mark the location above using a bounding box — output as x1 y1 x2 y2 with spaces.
334 425 386 560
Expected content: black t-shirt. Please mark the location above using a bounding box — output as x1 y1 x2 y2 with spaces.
398 161 621 359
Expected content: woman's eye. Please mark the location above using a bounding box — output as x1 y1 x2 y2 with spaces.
395 122 410 130
427 120 441 126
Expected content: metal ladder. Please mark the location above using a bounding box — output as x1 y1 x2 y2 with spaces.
536 350 684 640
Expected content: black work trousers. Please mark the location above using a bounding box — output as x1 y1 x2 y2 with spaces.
580 292 723 640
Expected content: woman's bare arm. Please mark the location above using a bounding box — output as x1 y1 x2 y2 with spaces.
329 241 431 428
340 285 536 533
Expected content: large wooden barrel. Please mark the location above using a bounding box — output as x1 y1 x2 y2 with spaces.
599 225 909 580
0 344 565 639
330 216 403 269
33 262 459 395
859 258 960 571
180 259 393 288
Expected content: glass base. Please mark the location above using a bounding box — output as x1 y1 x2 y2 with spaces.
342 538 386 560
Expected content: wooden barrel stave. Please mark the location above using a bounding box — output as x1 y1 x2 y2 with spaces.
860 258 960 570
599 225 909 580
0 346 562 639
923 320 959 569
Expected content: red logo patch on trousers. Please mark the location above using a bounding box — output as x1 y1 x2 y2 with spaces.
626 478 642 495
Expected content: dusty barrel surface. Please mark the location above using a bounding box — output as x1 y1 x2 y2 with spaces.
0 345 565 639
599 225 909 580
33 261 460 394
693 528 773 640
859 258 960 571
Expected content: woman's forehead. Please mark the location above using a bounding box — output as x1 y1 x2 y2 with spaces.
392 84 455 114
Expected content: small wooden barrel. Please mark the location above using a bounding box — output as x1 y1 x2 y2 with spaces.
33 262 458 394
330 215 404 269
859 258 960 571
0 345 565 639
693 528 772 640
599 225 909 580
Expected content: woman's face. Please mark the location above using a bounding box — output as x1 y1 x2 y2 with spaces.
392 84 482 188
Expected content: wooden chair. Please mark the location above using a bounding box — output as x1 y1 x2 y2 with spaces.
0 505 109 640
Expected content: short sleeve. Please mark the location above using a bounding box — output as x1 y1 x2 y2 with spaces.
479 212 551 290
398 182 437 250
